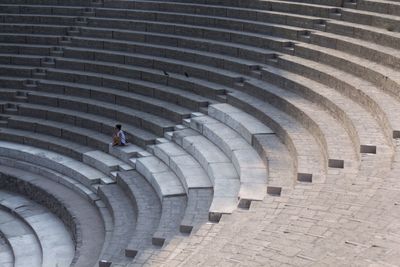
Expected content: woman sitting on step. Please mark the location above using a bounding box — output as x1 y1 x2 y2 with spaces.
112 124 126 146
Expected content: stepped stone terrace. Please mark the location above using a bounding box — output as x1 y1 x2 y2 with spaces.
0 0 400 266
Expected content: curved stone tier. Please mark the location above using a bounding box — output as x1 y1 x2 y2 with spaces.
0 0 399 266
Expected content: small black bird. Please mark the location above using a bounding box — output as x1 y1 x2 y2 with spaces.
184 72 189 78
163 70 169 76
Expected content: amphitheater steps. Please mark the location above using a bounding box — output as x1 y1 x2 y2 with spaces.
0 208 42 267
0 125 95 161
227 90 326 183
83 150 133 175
206 103 296 193
152 141 213 232
116 171 162 258
0 92 160 148
0 43 208 109
97 184 137 265
0 139 111 187
353 0 400 16
0 19 396 159
134 155 188 246
305 30 400 71
253 134 295 194
0 165 106 267
4 101 160 145
169 129 240 221
258 64 392 157
2 2 400 53
3 113 113 151
0 156 99 203
135 156 186 199
0 190 75 267
0 233 12 267
240 76 361 168
3 28 400 127
292 42 400 113
0 62 192 127
153 142 213 191
276 51 400 139
186 114 268 204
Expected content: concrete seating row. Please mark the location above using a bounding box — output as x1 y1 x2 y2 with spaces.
0 201 43 267
275 50 400 141
97 184 137 265
1 40 396 159
0 53 368 172
0 156 99 203
0 190 75 267
349 0 400 16
134 155 189 245
0 232 12 267
0 25 396 153
3 21 396 108
0 0 400 54
168 127 240 221
226 90 326 183
0 8 340 191
186 113 268 204
207 103 296 193
0 43 211 110
0 140 111 188
257 63 387 154
0 6 384 176
0 53 193 124
152 141 213 230
0 164 106 267
0 96 157 149
117 171 162 257
0 141 189 265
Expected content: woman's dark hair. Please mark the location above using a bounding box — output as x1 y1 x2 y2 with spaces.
115 124 122 130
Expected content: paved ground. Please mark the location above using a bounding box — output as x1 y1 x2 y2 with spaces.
140 142 400 266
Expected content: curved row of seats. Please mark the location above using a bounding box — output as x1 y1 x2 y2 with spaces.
0 189 74 267
0 0 399 266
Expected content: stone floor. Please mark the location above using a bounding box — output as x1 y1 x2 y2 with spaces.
140 143 400 266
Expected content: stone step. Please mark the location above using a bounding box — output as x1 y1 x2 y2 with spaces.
2 99 158 148
152 141 212 232
109 143 145 164
259 61 393 156
188 114 268 205
306 30 400 71
0 41 211 110
0 208 42 267
116 171 161 258
0 122 92 160
242 77 359 169
227 90 326 184
0 233 12 267
135 156 186 200
291 43 400 137
355 0 400 16
153 142 213 191
0 156 99 202
172 129 240 222
0 57 190 127
0 165 106 267
207 103 274 145
0 190 75 267
151 195 186 247
0 140 110 187
3 113 113 153
253 134 296 194
97 184 136 265
83 150 133 175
